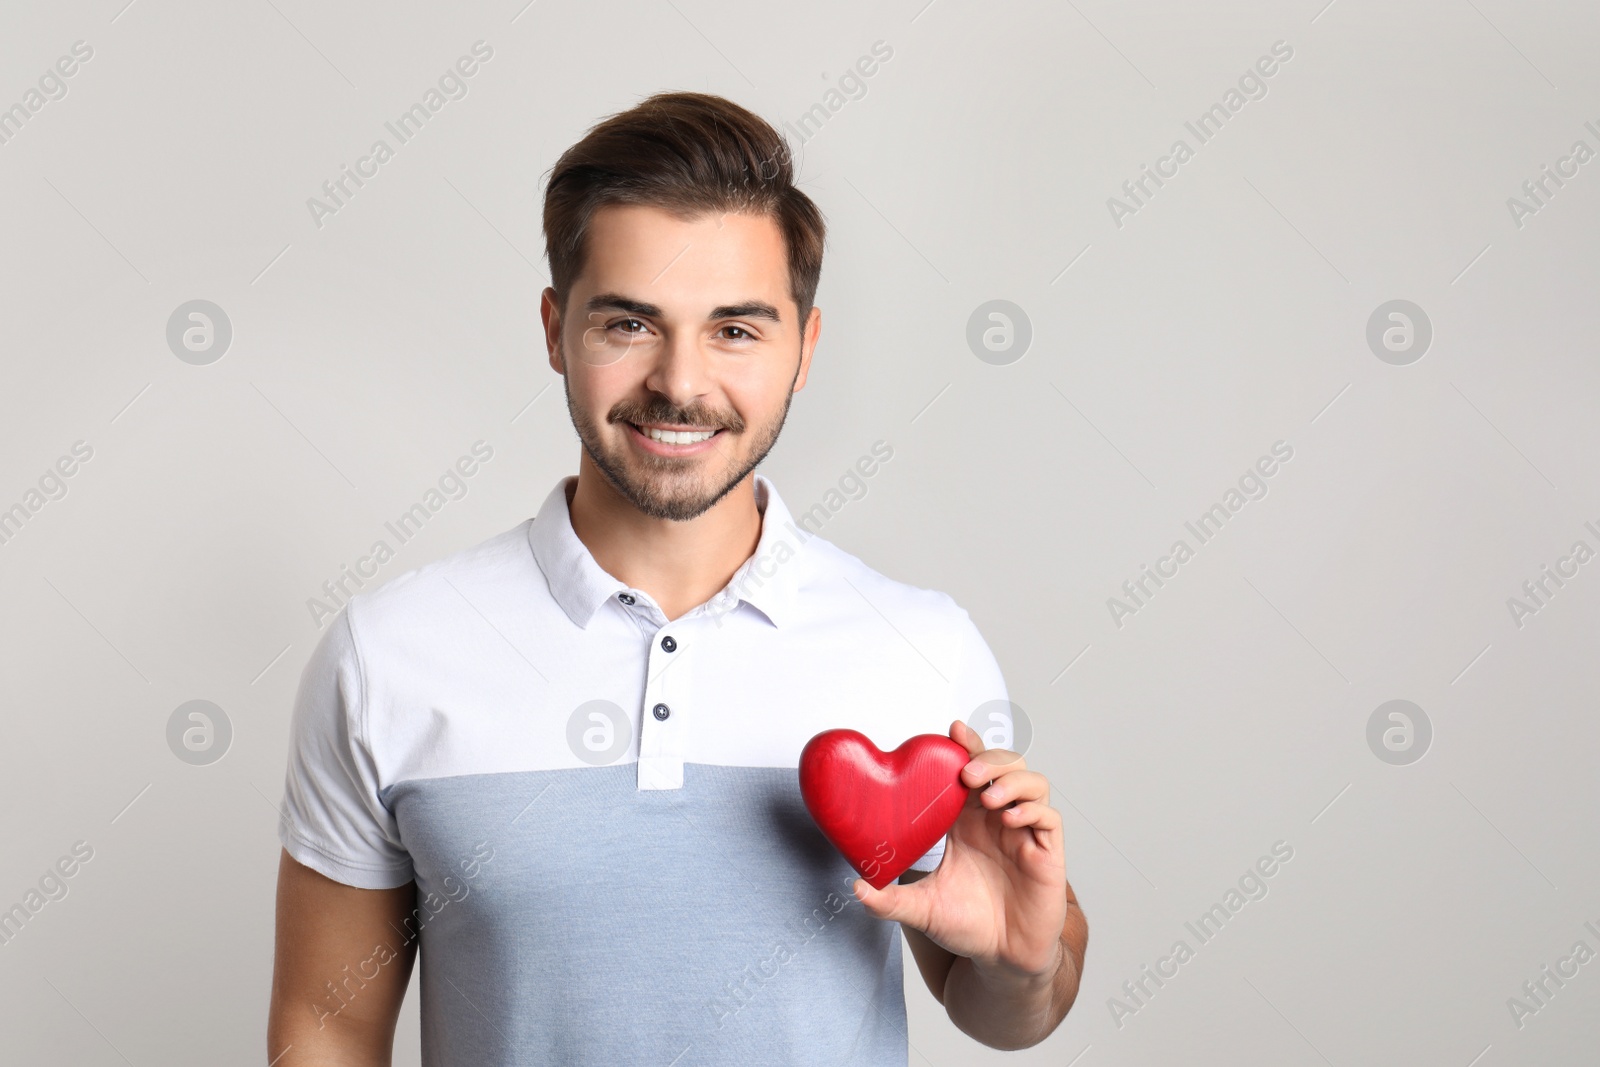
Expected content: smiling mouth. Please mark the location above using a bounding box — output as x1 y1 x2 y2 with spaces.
628 422 723 445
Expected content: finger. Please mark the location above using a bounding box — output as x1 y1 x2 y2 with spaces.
962 747 1026 787
978 770 1051 808
994 801 1065 856
996 800 1063 834
950 719 985 758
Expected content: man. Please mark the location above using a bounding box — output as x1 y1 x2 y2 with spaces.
268 91 1086 1065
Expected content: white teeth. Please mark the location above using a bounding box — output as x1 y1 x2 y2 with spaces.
642 426 715 444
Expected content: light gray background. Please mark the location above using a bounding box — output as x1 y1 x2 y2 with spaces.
2 0 1596 1063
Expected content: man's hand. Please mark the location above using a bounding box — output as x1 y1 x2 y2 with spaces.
851 719 1087 1049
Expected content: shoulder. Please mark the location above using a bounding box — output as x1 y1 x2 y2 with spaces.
798 534 976 643
338 520 537 646
796 533 1009 727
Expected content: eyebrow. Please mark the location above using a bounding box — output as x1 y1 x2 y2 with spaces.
584 293 782 324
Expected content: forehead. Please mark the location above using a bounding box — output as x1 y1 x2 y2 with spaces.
576 203 791 312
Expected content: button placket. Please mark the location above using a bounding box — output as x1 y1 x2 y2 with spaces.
636 620 692 790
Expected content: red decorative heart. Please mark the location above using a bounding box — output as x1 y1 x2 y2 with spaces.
799 728 970 889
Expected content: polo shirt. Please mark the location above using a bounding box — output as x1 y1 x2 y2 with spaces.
278 472 1010 1065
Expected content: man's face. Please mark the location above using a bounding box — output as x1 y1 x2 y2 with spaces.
542 203 819 521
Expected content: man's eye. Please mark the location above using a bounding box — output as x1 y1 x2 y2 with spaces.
611 318 646 334
721 325 751 340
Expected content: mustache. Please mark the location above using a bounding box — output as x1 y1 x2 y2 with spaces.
610 401 744 433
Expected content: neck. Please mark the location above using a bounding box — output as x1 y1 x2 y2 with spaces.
566 451 763 622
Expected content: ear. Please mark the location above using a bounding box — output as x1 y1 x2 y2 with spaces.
540 287 565 374
793 304 821 392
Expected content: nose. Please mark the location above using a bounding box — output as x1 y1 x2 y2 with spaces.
642 327 714 413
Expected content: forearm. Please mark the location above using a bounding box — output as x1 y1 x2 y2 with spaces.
941 929 1081 1050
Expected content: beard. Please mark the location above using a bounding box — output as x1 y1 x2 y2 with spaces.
562 352 795 522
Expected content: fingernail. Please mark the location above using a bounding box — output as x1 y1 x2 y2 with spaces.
964 758 985 776
982 784 1003 800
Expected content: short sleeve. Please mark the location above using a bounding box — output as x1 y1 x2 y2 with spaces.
278 604 414 889
905 605 1011 875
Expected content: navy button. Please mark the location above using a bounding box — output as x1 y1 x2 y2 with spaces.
618 593 635 605
653 703 671 721
661 635 677 652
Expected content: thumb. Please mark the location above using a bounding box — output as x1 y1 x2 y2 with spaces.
852 876 930 929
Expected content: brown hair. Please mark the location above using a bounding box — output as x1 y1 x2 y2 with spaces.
542 91 826 322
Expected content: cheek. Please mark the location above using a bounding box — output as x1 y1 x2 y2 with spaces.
721 342 796 390
563 371 617 426
569 352 639 404
720 364 791 421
